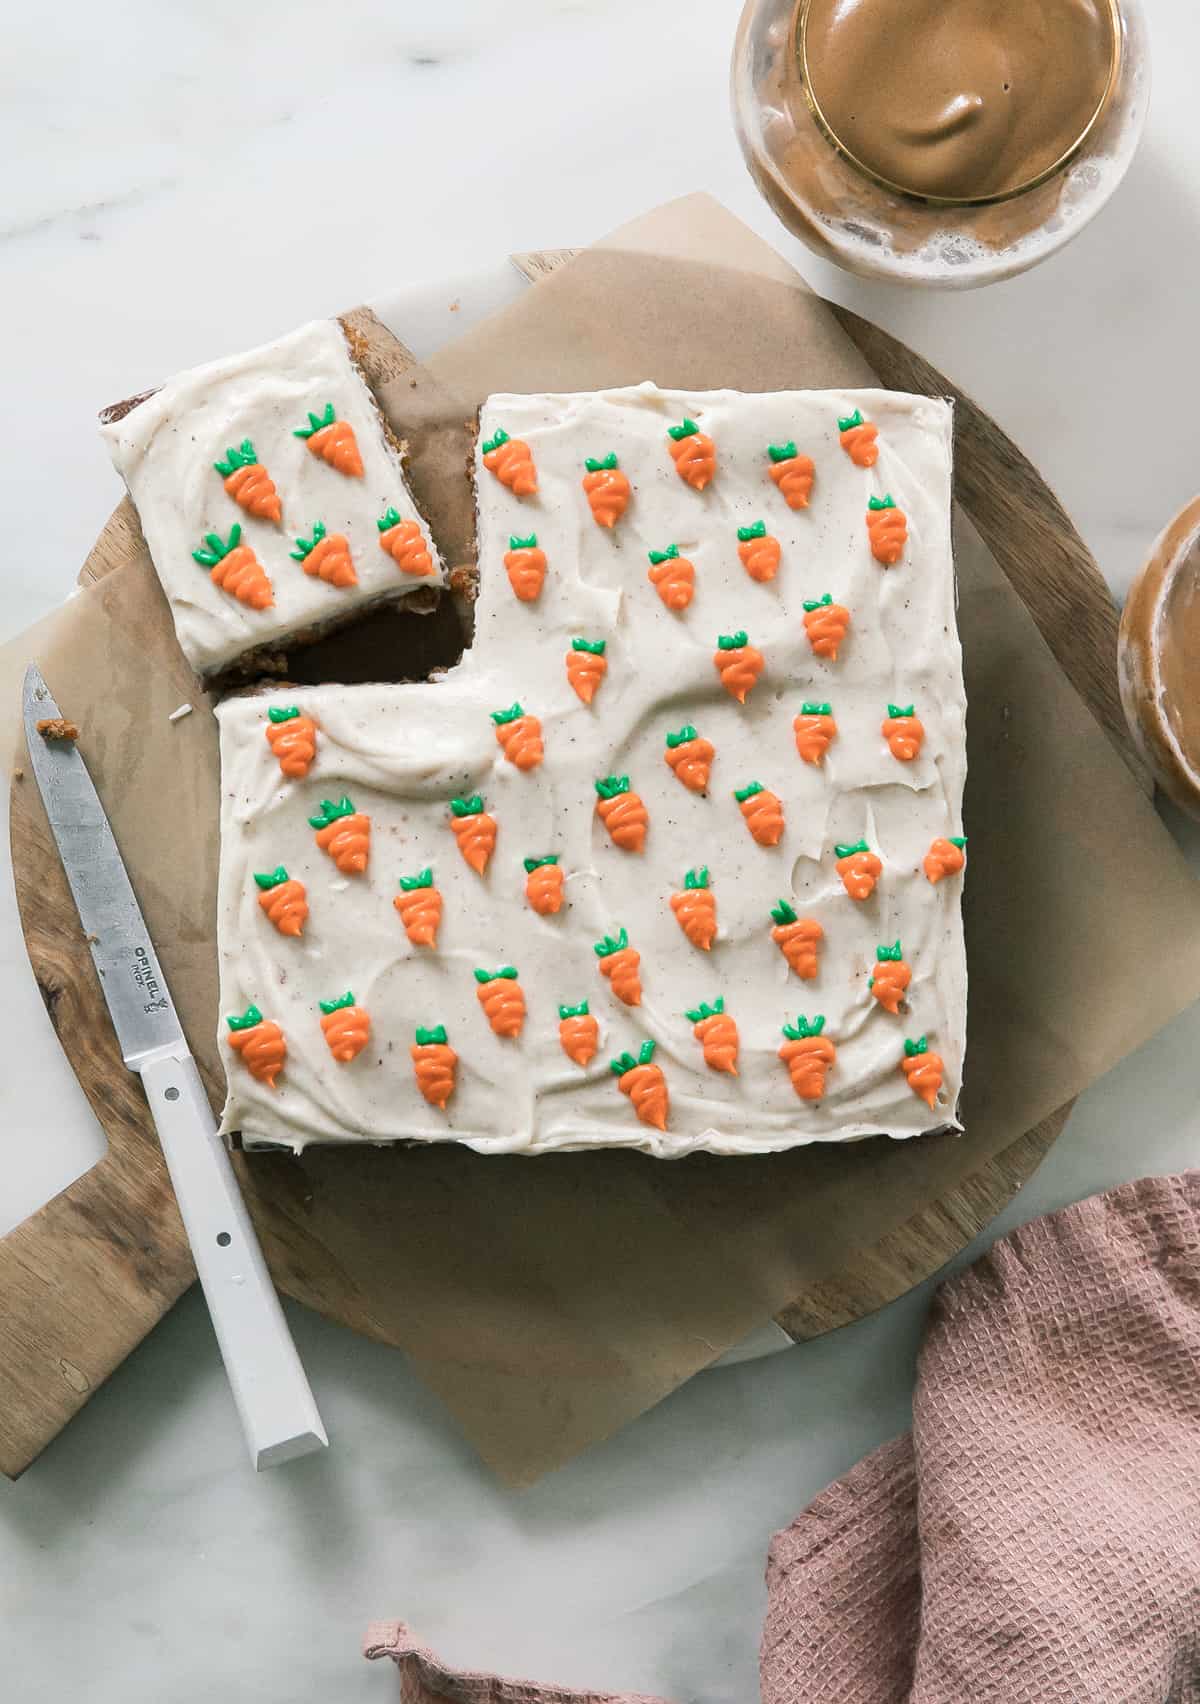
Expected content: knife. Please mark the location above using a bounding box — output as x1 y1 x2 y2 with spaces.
22 665 327 1470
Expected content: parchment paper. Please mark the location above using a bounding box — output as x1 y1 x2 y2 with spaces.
7 196 1200 1485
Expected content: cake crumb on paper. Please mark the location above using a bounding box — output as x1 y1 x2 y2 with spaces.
168 703 194 723
13 768 22 781
36 718 79 742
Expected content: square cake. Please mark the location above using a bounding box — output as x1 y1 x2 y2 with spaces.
215 383 966 1156
100 319 444 676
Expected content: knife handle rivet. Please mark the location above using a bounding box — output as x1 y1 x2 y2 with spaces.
217 1232 232 1247
164 1086 180 1102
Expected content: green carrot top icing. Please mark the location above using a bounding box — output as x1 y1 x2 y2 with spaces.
450 795 485 818
717 632 749 651
474 966 519 983
647 544 679 565
415 1024 448 1047
319 991 357 1014
803 593 833 612
213 438 259 476
558 1000 589 1020
838 409 865 432
876 940 904 962
783 1014 826 1040
309 796 357 829
737 520 767 542
377 506 404 532
481 428 510 456
398 867 434 892
524 855 560 872
594 927 629 959
949 836 967 848
683 867 709 890
491 702 527 726
768 441 797 463
610 1039 656 1075
800 701 832 716
572 637 606 655
685 995 725 1023
869 494 897 512
192 524 243 567
509 533 538 550
585 453 619 472
595 774 630 800
887 704 915 720
904 1035 929 1058
665 725 698 748
734 781 764 803
294 402 338 440
226 1003 263 1032
290 521 329 561
253 866 290 891
668 418 700 441
268 705 301 724
770 898 798 925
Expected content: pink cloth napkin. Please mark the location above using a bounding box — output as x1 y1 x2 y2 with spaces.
367 1172 1200 1704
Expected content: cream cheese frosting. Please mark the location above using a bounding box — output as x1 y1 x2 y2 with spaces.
215 383 966 1157
100 319 444 676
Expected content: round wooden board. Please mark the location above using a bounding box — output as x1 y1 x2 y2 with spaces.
0 293 1145 1480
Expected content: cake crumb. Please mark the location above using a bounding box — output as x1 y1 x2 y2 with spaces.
449 298 461 312
13 767 22 781
168 703 194 724
36 718 79 742
86 933 99 945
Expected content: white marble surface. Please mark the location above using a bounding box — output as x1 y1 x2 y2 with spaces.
2 3 1199 1700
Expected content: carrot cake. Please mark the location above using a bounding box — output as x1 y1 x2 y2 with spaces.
215 383 966 1156
100 319 443 676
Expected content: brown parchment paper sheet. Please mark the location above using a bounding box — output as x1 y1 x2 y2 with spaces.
6 195 1200 1486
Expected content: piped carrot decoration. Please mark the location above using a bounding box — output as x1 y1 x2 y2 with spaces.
265 705 318 778
474 966 526 1038
835 840 882 900
566 638 607 704
667 418 716 491
737 521 782 583
290 521 357 588
411 1024 457 1109
491 702 544 771
670 867 717 951
594 927 642 1006
768 441 815 509
647 544 695 611
319 991 371 1062
309 796 370 875
611 1039 668 1131
883 704 925 762
394 867 443 947
803 594 850 661
377 508 434 576
902 1035 944 1109
295 402 363 477
793 702 837 767
449 794 497 875
524 855 564 916
226 1004 286 1088
685 996 738 1075
735 781 785 847
770 901 823 979
924 835 967 885
838 408 879 467
583 453 630 528
595 775 648 852
482 428 538 496
665 725 715 793
214 439 281 523
870 941 912 1014
192 525 273 610
867 495 907 566
254 866 308 938
779 1014 836 1101
558 1001 599 1067
714 632 764 703
504 534 547 602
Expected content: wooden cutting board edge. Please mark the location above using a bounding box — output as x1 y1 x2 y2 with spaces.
0 282 1139 1478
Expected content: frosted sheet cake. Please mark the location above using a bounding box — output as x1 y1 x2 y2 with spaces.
216 384 967 1156
100 319 444 676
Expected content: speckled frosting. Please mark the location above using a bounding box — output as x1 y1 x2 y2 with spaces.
216 383 966 1155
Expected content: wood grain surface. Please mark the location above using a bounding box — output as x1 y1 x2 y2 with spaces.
0 288 1140 1478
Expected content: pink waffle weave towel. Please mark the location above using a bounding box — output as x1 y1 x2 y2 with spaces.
368 1172 1200 1704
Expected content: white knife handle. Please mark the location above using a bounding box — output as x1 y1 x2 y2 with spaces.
139 1052 328 1470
